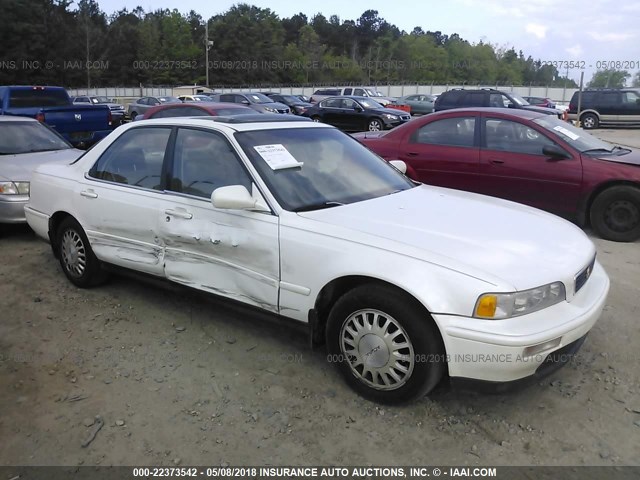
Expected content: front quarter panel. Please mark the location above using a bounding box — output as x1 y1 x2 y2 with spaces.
277 213 500 323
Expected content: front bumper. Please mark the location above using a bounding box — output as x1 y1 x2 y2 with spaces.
433 261 610 383
0 195 29 223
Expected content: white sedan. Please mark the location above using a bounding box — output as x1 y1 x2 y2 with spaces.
25 115 610 403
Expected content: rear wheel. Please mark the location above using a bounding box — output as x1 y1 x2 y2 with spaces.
326 284 445 404
130 111 138 121
56 217 108 287
590 186 640 242
311 115 322 122
581 112 598 129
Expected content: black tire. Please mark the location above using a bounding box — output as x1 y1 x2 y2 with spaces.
311 115 322 122
367 118 383 132
56 217 108 288
130 111 138 121
590 186 640 242
326 284 445 404
581 112 599 129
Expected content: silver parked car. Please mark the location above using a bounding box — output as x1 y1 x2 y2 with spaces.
0 117 83 223
126 96 182 120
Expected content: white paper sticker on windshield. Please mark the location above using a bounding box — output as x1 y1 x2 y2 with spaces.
553 125 580 141
254 144 303 170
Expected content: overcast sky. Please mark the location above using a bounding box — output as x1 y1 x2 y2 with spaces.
97 0 640 84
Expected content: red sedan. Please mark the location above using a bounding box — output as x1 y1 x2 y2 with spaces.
138 102 254 120
354 108 640 242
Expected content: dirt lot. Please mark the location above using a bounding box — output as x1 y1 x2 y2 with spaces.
1 130 639 467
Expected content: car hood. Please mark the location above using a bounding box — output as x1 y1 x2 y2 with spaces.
0 148 83 182
521 105 561 115
588 149 640 167
298 185 595 292
372 107 410 116
261 102 289 110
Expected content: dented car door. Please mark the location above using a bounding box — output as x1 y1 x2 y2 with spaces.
158 127 280 312
76 126 172 275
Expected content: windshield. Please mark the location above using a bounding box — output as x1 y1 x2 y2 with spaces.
0 122 71 155
510 93 529 106
359 99 384 109
246 93 273 104
91 96 111 104
281 95 302 104
159 96 181 103
534 116 614 153
235 127 414 212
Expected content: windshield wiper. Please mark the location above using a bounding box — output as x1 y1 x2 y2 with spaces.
292 201 344 212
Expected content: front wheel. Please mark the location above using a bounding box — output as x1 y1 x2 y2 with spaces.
590 186 640 242
326 284 445 404
368 118 383 131
580 113 598 129
56 217 108 287
311 115 322 122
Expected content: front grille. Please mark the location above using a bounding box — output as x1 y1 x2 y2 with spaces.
400 115 410 121
277 109 289 114
575 255 596 294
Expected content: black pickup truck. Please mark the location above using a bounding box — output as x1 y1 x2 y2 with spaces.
0 86 114 148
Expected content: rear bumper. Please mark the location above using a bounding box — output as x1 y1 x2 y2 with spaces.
0 195 29 223
61 129 111 148
24 206 50 239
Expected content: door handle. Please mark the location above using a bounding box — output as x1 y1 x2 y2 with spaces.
489 158 505 165
164 209 193 220
80 190 98 199
406 152 419 157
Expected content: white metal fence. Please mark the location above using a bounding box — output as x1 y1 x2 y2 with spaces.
68 85 579 104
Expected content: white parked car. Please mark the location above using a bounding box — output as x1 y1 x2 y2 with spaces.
25 116 610 403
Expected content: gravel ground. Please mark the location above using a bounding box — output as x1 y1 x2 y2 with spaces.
0 129 638 467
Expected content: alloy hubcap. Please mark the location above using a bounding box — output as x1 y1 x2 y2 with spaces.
369 121 381 131
340 309 414 391
583 117 595 128
61 230 87 277
605 200 639 232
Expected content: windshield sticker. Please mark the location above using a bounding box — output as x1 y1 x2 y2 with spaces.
254 144 303 170
553 125 580 141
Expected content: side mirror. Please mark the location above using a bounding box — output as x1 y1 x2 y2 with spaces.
354 105 364 112
211 185 269 211
389 160 408 174
542 145 570 160
241 100 250 105
507 103 516 108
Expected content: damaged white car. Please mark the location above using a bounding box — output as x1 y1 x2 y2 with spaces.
25 115 610 403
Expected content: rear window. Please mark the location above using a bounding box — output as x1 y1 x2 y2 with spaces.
8 89 69 108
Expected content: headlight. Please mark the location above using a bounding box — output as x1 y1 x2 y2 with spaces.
473 281 566 319
0 181 30 195
382 113 399 120
264 107 277 113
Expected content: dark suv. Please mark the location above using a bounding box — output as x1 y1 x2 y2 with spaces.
435 88 566 120
568 88 640 129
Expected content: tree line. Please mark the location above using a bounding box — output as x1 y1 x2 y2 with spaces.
1 0 635 89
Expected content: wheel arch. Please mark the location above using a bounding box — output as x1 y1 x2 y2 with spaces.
48 211 76 258
308 275 444 350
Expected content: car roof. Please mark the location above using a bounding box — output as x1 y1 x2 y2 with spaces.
429 107 546 119
131 114 322 133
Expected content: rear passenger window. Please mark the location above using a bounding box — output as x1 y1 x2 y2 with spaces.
412 117 476 147
464 93 485 107
90 127 171 190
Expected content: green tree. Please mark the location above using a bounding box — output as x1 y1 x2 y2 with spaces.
588 69 631 88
